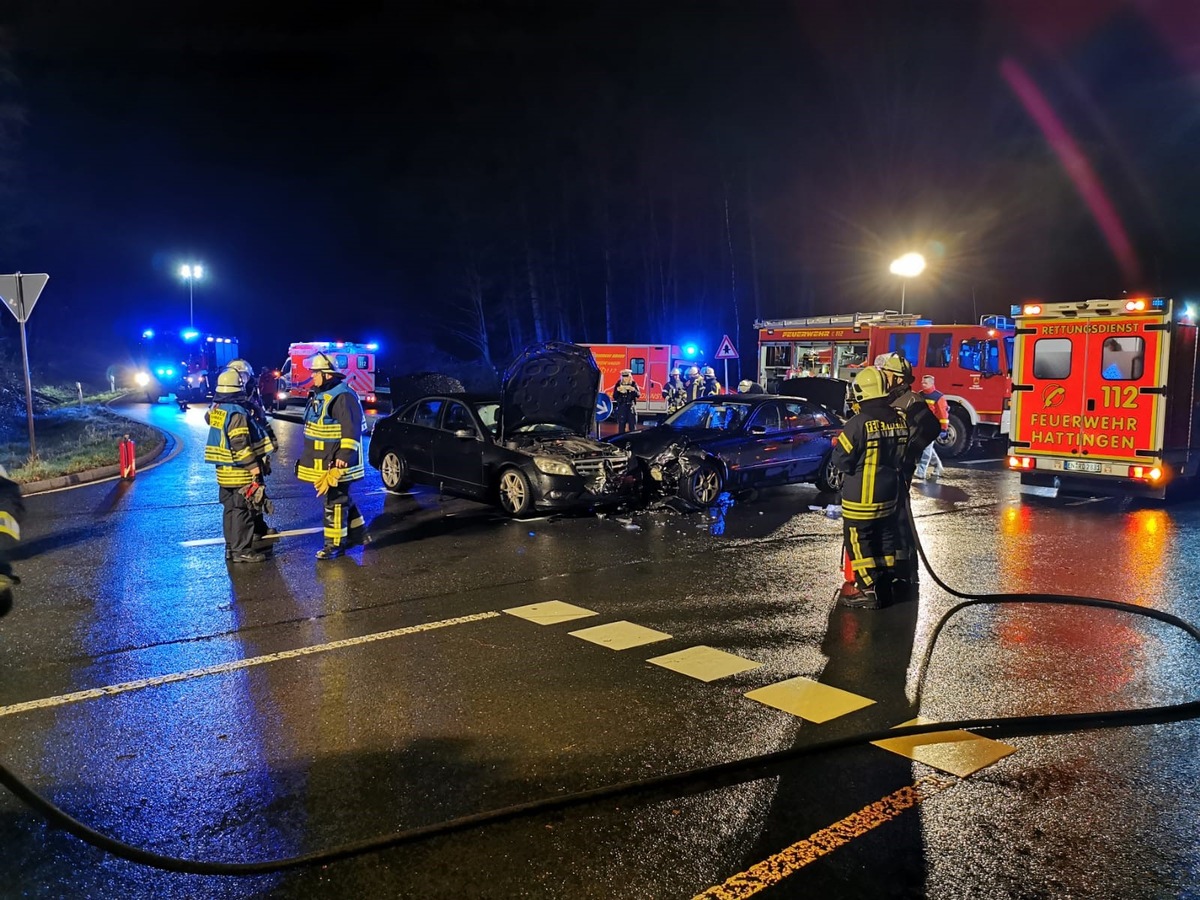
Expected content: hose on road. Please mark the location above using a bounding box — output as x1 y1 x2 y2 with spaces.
2 497 1199 875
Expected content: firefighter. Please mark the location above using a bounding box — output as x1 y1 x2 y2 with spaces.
685 365 703 401
221 359 279 541
298 352 367 559
205 369 274 564
0 464 24 618
737 378 765 394
914 374 949 481
700 366 722 397
612 368 641 434
831 366 908 609
663 368 687 413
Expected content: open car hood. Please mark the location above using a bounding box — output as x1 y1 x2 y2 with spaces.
501 341 600 439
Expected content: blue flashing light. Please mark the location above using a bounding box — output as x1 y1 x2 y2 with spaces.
142 328 155 339
206 336 215 342
366 342 379 351
181 329 199 341
1151 297 1166 310
1010 305 1022 317
684 344 698 357
165 368 175 377
155 368 165 376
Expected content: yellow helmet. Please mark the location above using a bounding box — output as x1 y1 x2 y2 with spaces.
216 368 243 394
309 352 339 373
227 359 253 384
851 366 888 404
875 353 913 391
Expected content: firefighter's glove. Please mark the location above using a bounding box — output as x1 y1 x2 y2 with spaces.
315 467 341 497
243 481 268 510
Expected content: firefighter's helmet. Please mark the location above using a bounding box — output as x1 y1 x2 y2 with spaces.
851 367 888 404
876 353 914 391
737 380 753 393
227 359 253 385
702 366 716 377
620 368 633 376
216 368 243 395
309 352 339 373
670 367 681 376
687 366 700 377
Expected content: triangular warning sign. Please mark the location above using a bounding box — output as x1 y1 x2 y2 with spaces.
714 334 739 360
0 274 49 323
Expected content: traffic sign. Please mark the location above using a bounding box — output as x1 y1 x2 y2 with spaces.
595 392 613 422
715 334 739 360
0 273 49 323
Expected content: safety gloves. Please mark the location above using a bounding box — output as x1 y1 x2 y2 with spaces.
243 481 275 515
314 467 341 497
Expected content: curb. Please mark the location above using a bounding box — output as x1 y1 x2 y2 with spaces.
17 413 175 497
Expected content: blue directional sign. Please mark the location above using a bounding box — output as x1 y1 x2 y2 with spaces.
595 392 613 422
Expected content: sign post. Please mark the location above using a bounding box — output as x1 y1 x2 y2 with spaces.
0 273 50 459
715 333 739 393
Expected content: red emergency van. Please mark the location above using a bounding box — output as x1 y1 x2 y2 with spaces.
278 341 379 408
582 343 699 417
1007 297 1200 499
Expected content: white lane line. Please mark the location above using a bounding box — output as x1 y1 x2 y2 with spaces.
0 610 501 719
179 526 324 547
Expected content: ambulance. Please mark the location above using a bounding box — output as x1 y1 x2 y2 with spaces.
755 311 1016 457
581 343 702 417
1007 297 1200 499
277 341 379 408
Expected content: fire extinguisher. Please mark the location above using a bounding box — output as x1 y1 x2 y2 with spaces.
118 435 136 480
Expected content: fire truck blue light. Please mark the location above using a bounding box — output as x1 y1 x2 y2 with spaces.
684 344 698 357
181 329 199 341
142 329 155 339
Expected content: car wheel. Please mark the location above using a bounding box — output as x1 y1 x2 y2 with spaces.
380 450 412 492
497 467 534 517
938 408 971 458
816 452 844 493
682 460 724 506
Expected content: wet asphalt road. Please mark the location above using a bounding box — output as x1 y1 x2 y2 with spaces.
2 403 1200 898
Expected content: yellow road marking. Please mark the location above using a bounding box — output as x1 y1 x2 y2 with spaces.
693 774 956 899
503 600 598 625
871 717 1017 777
647 646 762 682
745 676 875 723
569 620 672 650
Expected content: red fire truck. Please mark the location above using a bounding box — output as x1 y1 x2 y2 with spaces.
1006 297 1200 499
755 311 1016 456
582 343 702 417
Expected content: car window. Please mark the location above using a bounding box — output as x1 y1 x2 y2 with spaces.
783 401 830 428
1100 337 1145 381
404 398 443 428
748 403 783 433
666 401 752 430
474 402 499 436
442 401 476 432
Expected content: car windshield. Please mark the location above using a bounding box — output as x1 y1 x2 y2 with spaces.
474 402 500 437
666 401 752 431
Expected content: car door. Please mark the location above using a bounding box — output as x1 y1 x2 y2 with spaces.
739 401 796 486
781 400 837 480
432 400 487 498
401 398 444 479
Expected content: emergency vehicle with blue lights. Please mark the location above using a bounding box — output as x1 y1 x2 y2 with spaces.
1006 297 1200 499
133 328 239 403
582 342 704 416
755 311 1015 457
277 341 379 408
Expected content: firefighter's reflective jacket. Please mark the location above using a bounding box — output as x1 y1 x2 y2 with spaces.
891 390 940 479
205 401 273 487
832 398 909 521
299 380 364 484
0 466 22 547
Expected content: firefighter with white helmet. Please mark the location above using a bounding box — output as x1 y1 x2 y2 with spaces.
830 366 909 609
204 368 276 563
298 352 367 559
685 366 704 402
663 367 687 413
612 367 641 435
701 366 722 397
737 378 765 394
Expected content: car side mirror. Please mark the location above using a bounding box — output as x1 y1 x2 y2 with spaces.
749 425 767 435
453 428 477 440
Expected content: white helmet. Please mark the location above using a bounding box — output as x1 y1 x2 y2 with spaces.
620 368 633 376
687 366 700 377
737 380 753 393
670 367 681 376
702 366 716 377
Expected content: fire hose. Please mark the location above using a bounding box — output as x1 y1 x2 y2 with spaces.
1 500 1199 875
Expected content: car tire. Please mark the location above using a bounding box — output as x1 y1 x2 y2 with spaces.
938 408 971 458
816 452 844 493
497 466 535 517
379 450 412 492
682 460 724 506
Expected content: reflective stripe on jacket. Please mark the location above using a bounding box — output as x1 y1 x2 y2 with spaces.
298 381 365 484
832 399 909 521
205 402 265 487
922 389 951 429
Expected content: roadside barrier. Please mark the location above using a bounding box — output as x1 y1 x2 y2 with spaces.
118 435 136 480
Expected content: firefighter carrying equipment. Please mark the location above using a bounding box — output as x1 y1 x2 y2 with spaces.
205 402 274 487
314 467 341 497
243 481 274 515
298 381 365 485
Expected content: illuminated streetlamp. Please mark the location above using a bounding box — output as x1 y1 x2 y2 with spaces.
889 252 926 315
179 263 204 328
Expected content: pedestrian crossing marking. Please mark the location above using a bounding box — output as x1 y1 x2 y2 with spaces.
745 676 874 723
569 620 671 651
871 716 1017 777
647 646 762 682
503 600 598 625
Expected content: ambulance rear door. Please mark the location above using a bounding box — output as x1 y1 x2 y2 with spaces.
1010 312 1088 463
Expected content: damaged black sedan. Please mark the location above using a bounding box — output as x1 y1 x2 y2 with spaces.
369 342 635 516
608 396 844 505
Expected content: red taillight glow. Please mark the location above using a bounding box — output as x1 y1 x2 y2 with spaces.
1129 465 1163 481
1007 455 1035 470
1124 299 1147 312
1022 304 1042 315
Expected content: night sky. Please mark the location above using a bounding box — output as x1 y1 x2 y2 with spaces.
3 1 1200 382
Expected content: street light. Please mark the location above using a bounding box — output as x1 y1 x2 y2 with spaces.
179 263 204 328
889 252 926 315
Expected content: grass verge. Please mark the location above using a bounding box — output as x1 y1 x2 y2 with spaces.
0 406 163 484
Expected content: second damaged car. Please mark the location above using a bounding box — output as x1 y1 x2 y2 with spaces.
369 342 635 516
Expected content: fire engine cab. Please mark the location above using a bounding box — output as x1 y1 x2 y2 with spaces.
755 311 1015 456
277 341 379 408
1007 297 1200 499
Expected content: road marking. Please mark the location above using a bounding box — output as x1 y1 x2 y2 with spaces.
692 775 957 899
569 620 671 650
955 458 1004 466
872 717 1017 777
0 611 501 719
745 676 874 723
179 526 324 547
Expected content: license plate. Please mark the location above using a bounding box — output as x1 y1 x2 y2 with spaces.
1064 460 1102 474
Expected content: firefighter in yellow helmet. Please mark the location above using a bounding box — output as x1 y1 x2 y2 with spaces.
298 352 367 559
830 366 908 609
204 368 275 563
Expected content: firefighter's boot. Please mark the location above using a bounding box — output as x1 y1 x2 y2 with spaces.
837 585 881 610
316 544 345 560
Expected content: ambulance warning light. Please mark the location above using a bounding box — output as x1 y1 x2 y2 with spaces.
1007 455 1036 470
1124 299 1147 312
1021 304 1042 316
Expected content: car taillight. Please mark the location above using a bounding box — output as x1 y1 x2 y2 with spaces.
1129 465 1163 481
1007 455 1035 470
